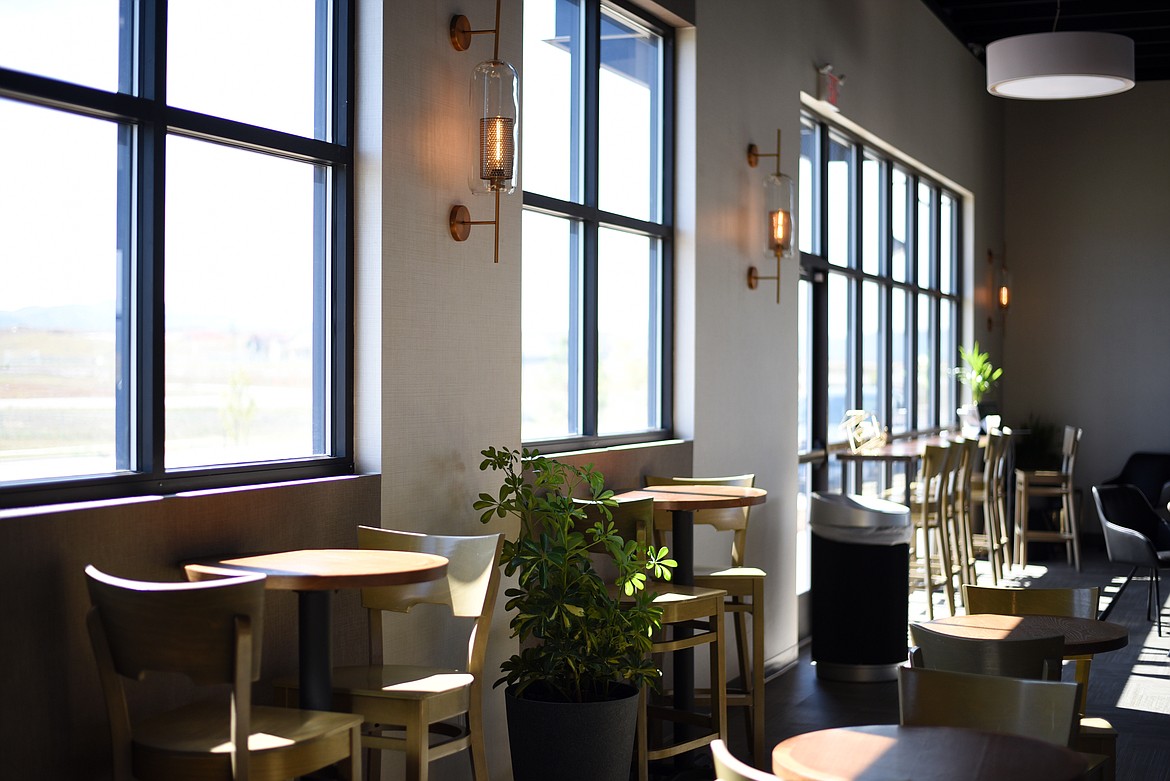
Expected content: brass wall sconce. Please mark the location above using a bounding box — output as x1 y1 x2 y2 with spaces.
747 129 795 303
997 260 1011 309
448 0 519 263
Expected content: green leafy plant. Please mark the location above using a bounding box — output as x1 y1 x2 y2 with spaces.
957 341 1003 405
475 446 676 703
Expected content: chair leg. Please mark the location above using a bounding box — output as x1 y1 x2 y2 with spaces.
635 685 649 781
749 585 766 768
468 700 489 781
1156 569 1163 637
405 706 428 781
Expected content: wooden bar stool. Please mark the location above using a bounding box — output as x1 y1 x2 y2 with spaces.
1015 425 1083 571
644 474 767 767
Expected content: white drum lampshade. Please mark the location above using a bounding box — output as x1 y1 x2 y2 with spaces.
986 31 1134 100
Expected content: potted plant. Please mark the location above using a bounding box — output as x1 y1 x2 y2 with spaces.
956 341 1003 433
475 446 675 781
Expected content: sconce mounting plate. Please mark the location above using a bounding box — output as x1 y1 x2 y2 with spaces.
449 205 472 241
747 266 761 289
747 144 760 168
450 15 473 51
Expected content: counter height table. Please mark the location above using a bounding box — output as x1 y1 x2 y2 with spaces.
925 612 1129 657
185 548 448 712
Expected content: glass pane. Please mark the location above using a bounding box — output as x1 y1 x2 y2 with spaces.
0 0 121 92
891 288 911 435
826 135 853 267
917 182 934 287
522 210 581 441
891 167 909 283
861 280 882 417
597 227 659 434
916 294 934 428
939 298 956 424
598 7 661 221
0 100 121 481
168 0 324 139
799 120 818 255
940 193 956 295
797 278 812 453
826 273 852 442
165 136 323 468
522 0 581 203
861 154 881 275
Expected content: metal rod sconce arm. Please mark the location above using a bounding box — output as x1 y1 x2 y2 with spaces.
449 192 502 264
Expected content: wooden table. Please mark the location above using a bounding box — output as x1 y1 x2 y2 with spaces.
613 483 766 760
836 434 964 505
185 548 448 711
772 724 1089 780
925 613 1129 656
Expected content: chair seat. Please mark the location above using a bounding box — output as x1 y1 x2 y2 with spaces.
133 699 361 775
329 665 473 700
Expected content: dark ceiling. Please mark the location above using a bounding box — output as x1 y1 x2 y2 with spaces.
920 1 1170 82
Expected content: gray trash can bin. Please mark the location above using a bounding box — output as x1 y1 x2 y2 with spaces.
809 492 911 682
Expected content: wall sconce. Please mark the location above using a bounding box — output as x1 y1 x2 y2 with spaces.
997 259 1011 310
448 0 519 264
747 129 795 304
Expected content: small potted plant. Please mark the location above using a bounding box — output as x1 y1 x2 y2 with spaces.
475 446 675 781
956 341 1003 433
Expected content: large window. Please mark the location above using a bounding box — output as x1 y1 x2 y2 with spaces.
0 0 354 508
520 0 673 449
796 113 963 593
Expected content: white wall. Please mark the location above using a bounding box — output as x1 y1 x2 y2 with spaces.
368 1 1005 778
1003 82 1170 511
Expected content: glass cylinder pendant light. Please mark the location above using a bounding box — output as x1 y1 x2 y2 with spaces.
765 171 796 258
468 59 519 195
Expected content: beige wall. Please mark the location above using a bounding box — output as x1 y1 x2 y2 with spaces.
3 1 1008 778
1003 81 1170 518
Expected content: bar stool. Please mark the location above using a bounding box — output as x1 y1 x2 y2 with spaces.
907 444 956 619
1015 425 1083 571
580 497 728 781
644 474 767 767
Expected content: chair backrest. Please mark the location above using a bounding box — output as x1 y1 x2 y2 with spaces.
962 584 1100 620
908 621 1064 680
1091 484 1166 567
915 444 951 517
710 738 778 781
1059 425 1082 475
644 475 755 565
85 565 267 779
898 666 1079 747
356 527 504 669
576 496 656 547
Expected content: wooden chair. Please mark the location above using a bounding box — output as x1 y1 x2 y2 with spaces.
962 583 1115 778
643 474 766 765
908 621 1065 680
898 666 1079 747
710 739 778 781
276 528 503 781
945 438 980 590
969 429 1011 581
580 497 727 781
85 565 362 781
1015 425 1083 571
907 444 956 618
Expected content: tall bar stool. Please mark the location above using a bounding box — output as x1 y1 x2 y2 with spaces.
1015 425 1083 571
580 497 728 781
907 444 956 619
643 475 766 768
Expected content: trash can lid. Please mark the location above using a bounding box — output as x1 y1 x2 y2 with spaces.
810 492 910 529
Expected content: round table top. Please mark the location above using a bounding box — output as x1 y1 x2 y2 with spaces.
926 613 1129 656
772 724 1088 781
615 484 767 511
184 548 449 591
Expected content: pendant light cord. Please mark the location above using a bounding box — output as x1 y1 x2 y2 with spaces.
1052 0 1061 33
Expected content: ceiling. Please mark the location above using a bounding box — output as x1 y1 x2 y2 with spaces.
919 1 1170 83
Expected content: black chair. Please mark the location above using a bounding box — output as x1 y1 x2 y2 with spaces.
1102 452 1170 521
1091 484 1170 636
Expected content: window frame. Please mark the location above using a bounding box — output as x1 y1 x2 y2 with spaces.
520 0 675 452
0 0 355 509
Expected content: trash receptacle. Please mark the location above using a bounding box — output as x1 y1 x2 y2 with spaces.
810 492 911 682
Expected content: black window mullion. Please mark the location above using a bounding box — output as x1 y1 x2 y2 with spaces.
581 0 601 437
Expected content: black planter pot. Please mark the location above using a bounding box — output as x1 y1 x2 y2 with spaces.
505 683 640 781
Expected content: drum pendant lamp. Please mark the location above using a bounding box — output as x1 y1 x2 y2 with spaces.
986 30 1134 100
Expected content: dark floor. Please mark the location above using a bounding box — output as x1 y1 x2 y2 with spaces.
716 538 1170 780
